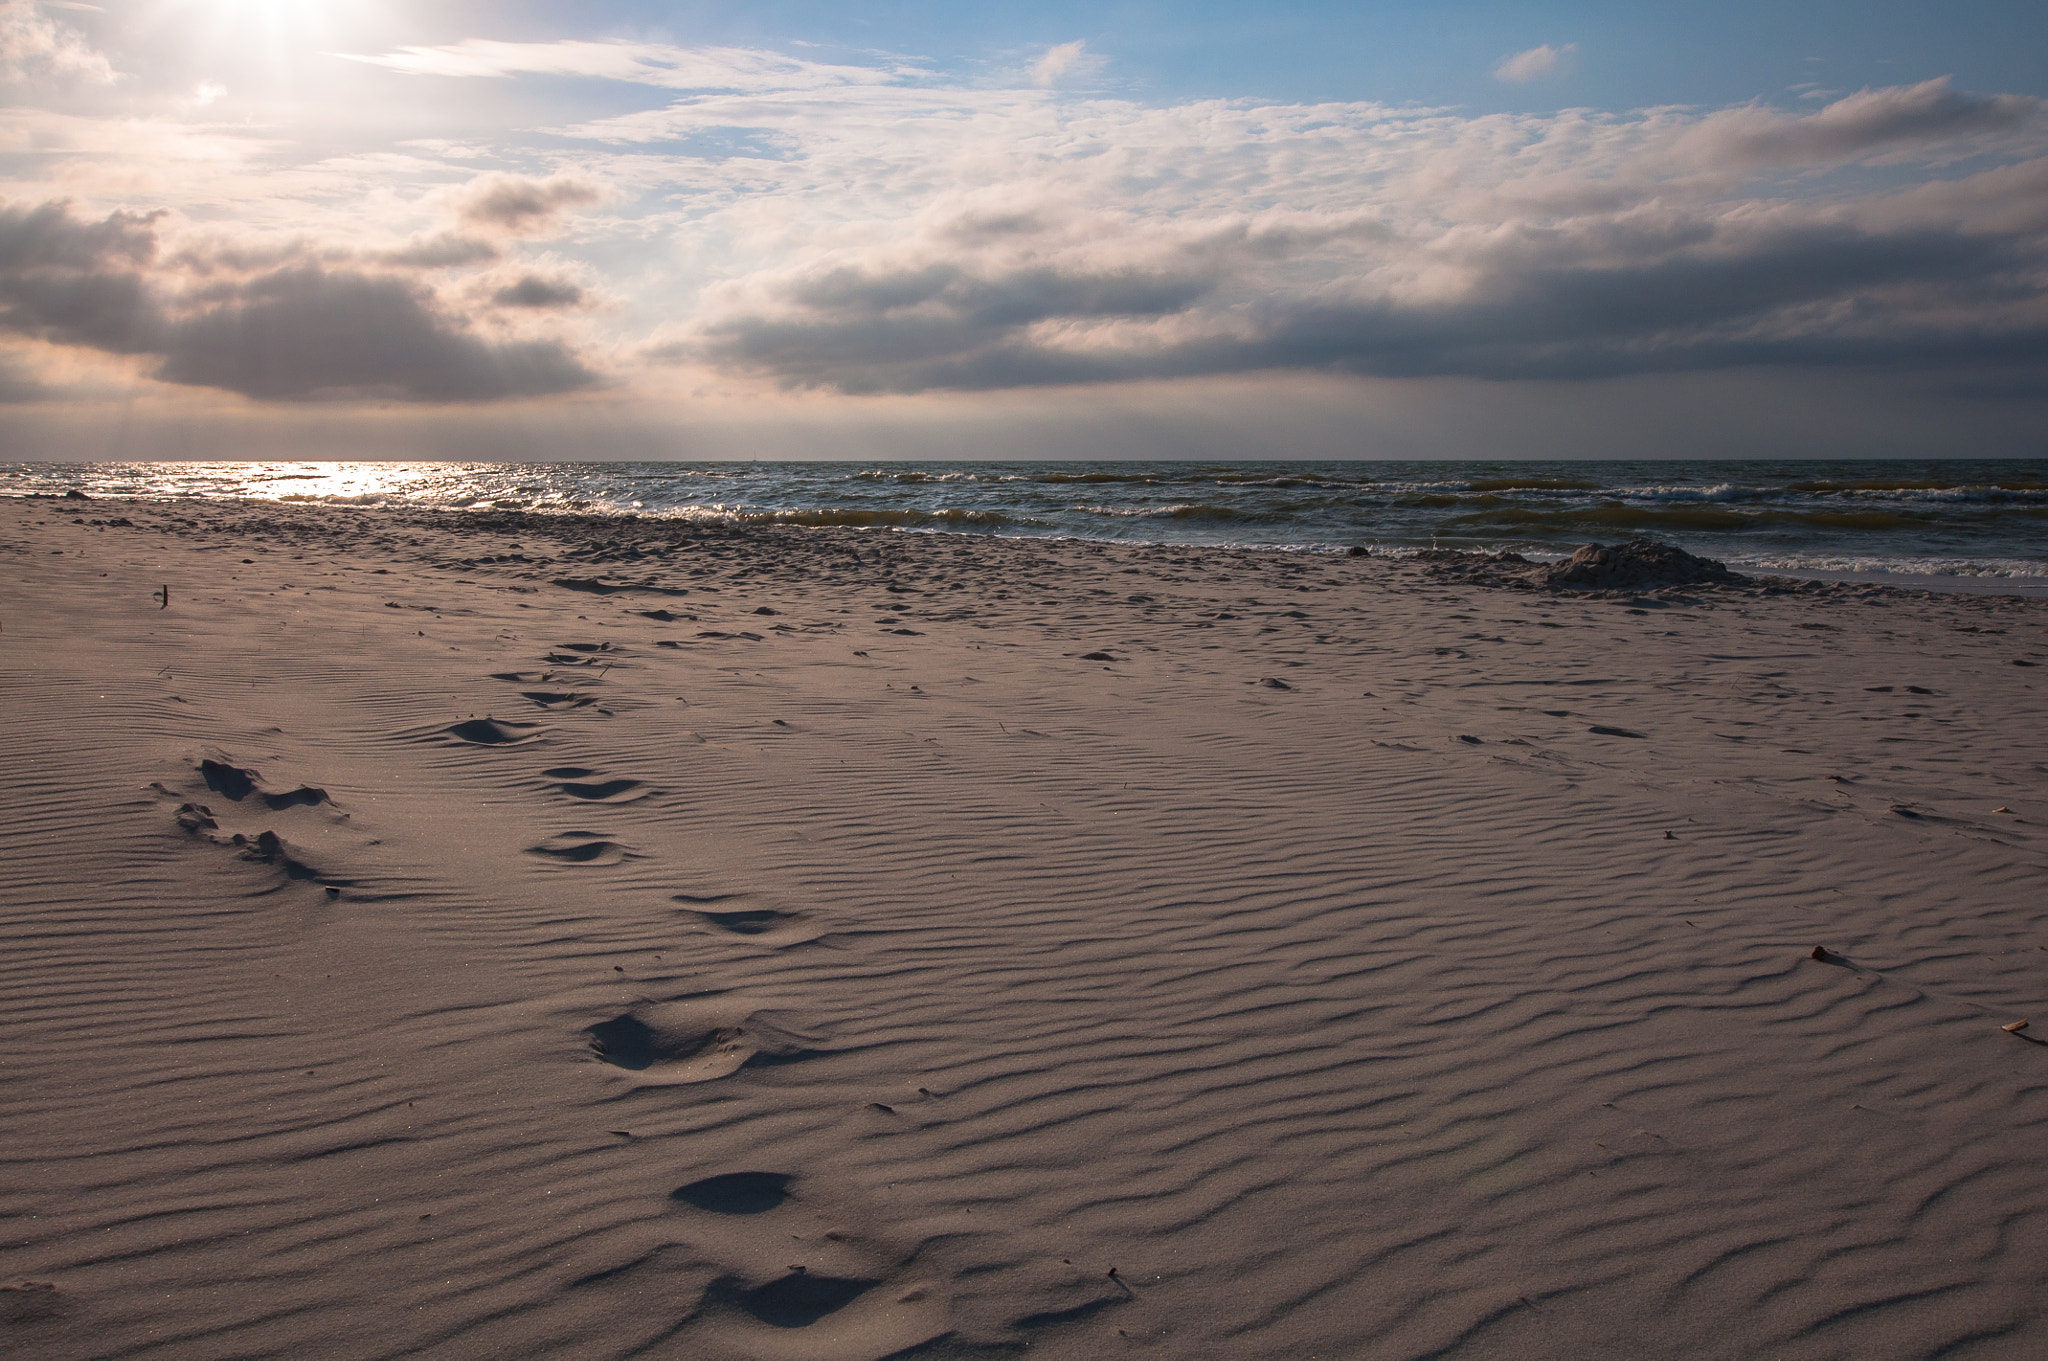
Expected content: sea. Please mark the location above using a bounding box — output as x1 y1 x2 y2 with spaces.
8 458 2048 586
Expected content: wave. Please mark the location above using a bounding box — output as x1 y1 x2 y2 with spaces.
276 493 393 506
851 470 989 484
1735 554 2048 579
670 505 1022 531
1443 505 1759 533
1464 478 1603 492
1072 502 1253 522
1786 479 2048 495
1443 503 1984 533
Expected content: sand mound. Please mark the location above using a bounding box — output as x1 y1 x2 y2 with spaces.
1541 538 1749 589
1414 538 1751 592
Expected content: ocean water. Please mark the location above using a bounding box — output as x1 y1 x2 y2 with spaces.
7 458 2048 580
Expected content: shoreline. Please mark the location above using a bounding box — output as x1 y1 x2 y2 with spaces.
7 450 2047 591
4 493 2046 1359
17 487 2048 601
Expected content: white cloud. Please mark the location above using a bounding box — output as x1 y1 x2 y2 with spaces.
1030 40 1094 88
339 39 918 92
0 0 115 82
1494 43 1575 84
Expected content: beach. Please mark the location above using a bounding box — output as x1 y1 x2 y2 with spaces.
3 493 2046 1359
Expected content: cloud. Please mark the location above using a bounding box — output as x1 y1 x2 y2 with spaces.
687 205 2048 392
498 59 2039 398
451 173 601 237
0 0 115 83
491 274 584 309
1697 78 2038 167
372 232 500 270
1030 41 1098 88
0 198 157 271
157 266 598 401
340 39 914 92
654 79 2048 396
0 200 160 351
5 30 2043 414
687 257 1216 391
0 200 600 402
1494 43 1575 83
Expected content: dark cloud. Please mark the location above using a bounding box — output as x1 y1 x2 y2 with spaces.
158 267 598 402
375 232 500 269
0 200 159 271
696 259 1215 391
454 174 601 236
695 214 2048 394
0 200 600 402
787 262 1208 324
0 201 161 352
492 274 585 308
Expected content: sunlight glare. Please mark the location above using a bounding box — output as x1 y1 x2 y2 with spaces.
150 0 389 75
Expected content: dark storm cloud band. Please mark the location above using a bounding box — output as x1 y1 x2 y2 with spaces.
0 201 597 402
684 206 2048 394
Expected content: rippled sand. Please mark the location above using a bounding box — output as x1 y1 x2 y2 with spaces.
4 496 2045 1359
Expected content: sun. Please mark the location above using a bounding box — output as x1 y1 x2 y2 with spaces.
143 0 390 76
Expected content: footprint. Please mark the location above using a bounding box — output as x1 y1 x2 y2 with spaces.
692 909 788 937
657 1169 951 1357
233 830 350 885
672 1172 791 1215
677 899 828 948
711 1272 880 1329
558 778 646 803
441 718 543 745
0 1281 70 1325
521 691 597 710
528 832 630 865
585 998 822 1083
199 758 331 809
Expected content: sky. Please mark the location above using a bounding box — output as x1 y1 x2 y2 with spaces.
0 0 2044 461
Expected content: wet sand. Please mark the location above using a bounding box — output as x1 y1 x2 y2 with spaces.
3 495 2046 1360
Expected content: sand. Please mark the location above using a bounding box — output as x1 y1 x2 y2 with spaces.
2 494 2045 1360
